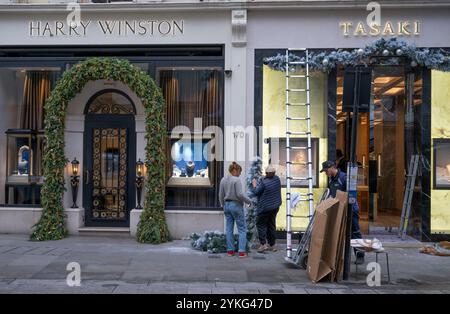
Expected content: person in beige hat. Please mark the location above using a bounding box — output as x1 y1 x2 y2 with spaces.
250 164 282 253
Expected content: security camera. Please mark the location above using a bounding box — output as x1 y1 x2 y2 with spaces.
224 69 232 77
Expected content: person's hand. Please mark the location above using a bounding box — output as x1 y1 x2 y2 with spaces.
252 178 257 188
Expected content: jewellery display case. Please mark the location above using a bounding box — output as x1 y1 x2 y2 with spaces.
167 133 214 187
4 129 45 205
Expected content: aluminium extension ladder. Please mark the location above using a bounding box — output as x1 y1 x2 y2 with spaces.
286 188 330 268
398 154 420 240
284 49 314 260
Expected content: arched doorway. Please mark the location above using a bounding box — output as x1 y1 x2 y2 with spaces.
83 89 136 227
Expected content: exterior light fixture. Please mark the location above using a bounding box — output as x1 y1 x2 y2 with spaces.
136 159 144 209
70 158 80 208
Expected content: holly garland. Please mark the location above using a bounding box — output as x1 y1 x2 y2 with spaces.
264 37 450 72
30 57 170 243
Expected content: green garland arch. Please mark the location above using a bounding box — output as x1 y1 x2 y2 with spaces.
30 57 170 243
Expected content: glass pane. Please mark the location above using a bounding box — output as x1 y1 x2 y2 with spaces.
159 67 224 208
87 91 134 114
157 67 223 130
91 128 127 220
336 66 423 236
0 66 61 205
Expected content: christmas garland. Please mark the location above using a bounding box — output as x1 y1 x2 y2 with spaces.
264 37 450 72
30 57 170 244
189 158 264 253
190 231 249 253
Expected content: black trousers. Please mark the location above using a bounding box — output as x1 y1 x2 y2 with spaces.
256 209 278 246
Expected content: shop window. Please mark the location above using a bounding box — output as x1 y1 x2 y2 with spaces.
0 67 60 206
158 67 223 208
434 139 450 189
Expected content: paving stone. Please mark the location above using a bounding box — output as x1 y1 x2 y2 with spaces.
281 287 308 294
419 290 443 294
0 265 48 279
27 247 58 255
121 271 165 282
8 254 58 267
6 246 36 255
329 289 354 294
258 288 285 294
350 289 378 294
211 287 235 294
206 270 248 282
46 248 72 256
233 288 260 294
305 288 331 294
0 246 19 254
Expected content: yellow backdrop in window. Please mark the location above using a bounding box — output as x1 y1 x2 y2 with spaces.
431 70 450 234
262 65 328 231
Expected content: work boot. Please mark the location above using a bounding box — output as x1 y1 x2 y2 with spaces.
355 251 365 265
257 244 269 253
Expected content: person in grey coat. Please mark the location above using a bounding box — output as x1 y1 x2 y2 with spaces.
219 162 253 258
251 165 282 253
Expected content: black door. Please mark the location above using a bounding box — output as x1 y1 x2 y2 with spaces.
83 114 136 227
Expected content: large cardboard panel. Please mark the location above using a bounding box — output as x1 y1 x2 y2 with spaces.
307 197 340 283
330 191 348 281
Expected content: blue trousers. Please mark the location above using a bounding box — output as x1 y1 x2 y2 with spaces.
223 201 247 253
352 207 363 239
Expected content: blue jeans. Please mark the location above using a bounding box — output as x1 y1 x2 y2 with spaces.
224 201 247 253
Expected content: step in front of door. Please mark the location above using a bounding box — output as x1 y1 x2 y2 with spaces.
78 227 131 237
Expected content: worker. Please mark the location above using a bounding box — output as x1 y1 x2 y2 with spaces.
320 160 365 264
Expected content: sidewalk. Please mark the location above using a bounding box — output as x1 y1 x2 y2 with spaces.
0 234 449 294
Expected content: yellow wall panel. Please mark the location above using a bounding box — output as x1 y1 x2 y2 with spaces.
262 66 328 230
431 70 450 233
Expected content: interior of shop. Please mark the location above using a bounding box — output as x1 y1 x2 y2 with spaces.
336 66 423 235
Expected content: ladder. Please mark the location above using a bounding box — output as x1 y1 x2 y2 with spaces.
286 188 330 268
285 49 314 260
399 154 420 240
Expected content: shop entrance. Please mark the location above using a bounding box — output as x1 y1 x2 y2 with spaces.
336 66 423 235
83 89 136 227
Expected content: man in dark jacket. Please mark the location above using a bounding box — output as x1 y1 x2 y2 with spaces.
251 165 282 253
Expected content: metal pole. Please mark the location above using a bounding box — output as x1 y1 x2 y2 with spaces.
343 67 361 280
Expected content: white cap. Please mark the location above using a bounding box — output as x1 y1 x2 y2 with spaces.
265 165 276 173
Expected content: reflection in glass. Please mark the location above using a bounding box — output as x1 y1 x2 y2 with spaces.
434 139 450 188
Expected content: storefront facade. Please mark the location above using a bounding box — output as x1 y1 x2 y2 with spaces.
0 1 449 241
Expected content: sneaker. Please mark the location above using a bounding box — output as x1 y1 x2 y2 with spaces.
355 251 365 265
238 252 248 258
257 244 269 253
227 251 235 257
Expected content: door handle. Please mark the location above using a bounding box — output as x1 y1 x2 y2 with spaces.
377 154 382 177
85 170 90 185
